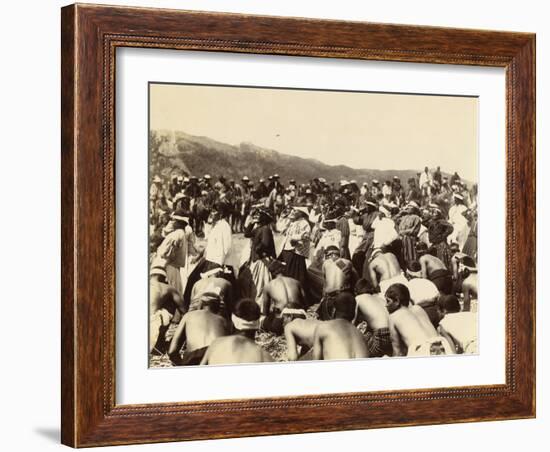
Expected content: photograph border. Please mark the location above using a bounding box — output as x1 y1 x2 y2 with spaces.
61 4 535 447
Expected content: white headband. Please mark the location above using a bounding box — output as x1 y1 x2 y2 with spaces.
200 268 223 279
232 314 260 331
281 308 307 317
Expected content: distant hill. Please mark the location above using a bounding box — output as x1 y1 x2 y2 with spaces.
149 130 443 186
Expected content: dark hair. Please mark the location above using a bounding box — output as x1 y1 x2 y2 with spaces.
385 283 410 307
438 294 460 313
333 292 356 321
355 278 376 295
201 296 221 314
408 261 422 273
268 259 286 277
233 298 261 322
324 245 340 256
213 202 231 218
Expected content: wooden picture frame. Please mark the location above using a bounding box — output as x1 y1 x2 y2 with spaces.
61 3 535 447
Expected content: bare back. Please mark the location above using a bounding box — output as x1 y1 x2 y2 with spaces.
410 305 438 337
191 277 232 307
313 319 368 360
389 307 432 354
419 254 447 278
183 310 228 351
200 335 273 365
263 276 304 314
284 318 321 360
369 252 401 284
322 258 354 293
355 294 390 331
150 279 180 314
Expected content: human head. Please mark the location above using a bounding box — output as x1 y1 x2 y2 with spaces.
268 259 286 278
385 283 410 313
324 245 340 261
333 292 357 321
232 298 261 337
437 294 461 318
406 261 422 279
213 201 231 220
355 278 377 295
200 292 222 314
171 209 190 230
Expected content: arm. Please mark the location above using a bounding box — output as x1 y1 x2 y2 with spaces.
353 301 363 326
284 322 299 361
243 220 256 238
311 326 324 361
167 314 187 358
199 344 211 365
260 285 271 316
438 325 459 354
256 226 272 258
419 256 428 279
368 262 379 290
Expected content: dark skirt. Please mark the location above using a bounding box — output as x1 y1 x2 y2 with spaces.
430 268 454 295
279 250 310 302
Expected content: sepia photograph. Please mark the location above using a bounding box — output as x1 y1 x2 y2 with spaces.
148 82 479 367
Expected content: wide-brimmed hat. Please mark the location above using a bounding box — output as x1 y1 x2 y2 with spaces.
204 174 211 180
152 175 162 183
242 176 249 181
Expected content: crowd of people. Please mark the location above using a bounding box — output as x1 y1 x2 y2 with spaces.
149 165 478 366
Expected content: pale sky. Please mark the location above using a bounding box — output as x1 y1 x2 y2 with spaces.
150 83 478 181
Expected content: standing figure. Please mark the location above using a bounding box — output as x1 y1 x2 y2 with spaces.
155 210 196 296
183 202 233 311
279 206 311 299
238 207 276 305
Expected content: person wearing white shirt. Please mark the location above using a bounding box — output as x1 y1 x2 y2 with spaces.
183 202 233 311
419 166 432 198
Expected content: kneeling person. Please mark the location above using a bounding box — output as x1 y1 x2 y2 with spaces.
168 292 228 366
354 278 392 357
312 292 369 360
261 260 306 335
200 299 274 365
283 304 322 361
385 283 453 357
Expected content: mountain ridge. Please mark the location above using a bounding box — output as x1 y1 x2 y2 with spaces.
149 130 451 186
